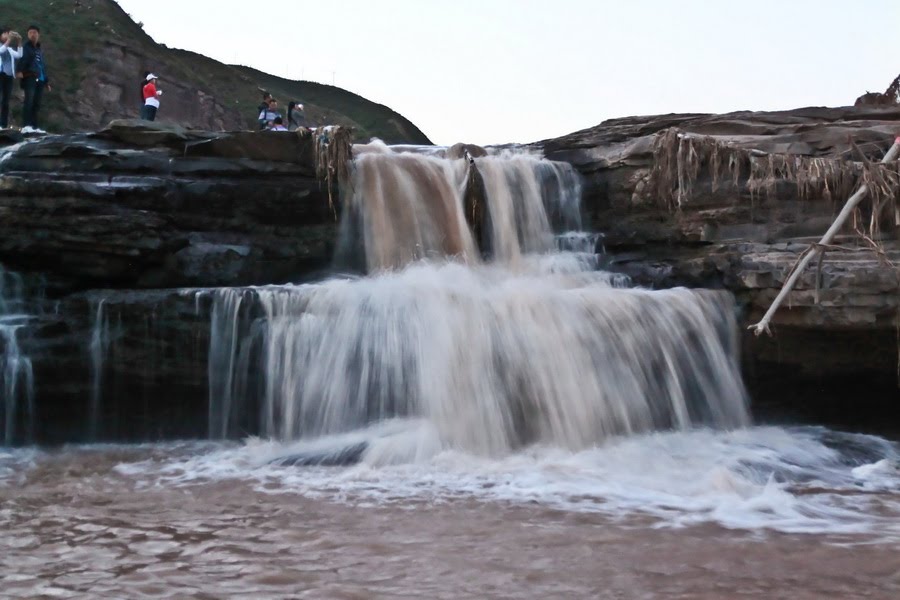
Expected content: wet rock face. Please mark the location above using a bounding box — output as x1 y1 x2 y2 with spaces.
538 106 900 391
5 289 211 445
0 122 337 294
3 113 900 444
0 123 341 443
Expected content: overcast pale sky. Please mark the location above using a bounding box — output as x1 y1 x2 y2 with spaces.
115 0 898 146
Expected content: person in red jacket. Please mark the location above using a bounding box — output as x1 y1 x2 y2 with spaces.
141 73 162 121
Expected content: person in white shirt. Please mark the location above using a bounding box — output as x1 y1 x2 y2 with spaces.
258 98 281 130
270 116 288 131
0 28 23 128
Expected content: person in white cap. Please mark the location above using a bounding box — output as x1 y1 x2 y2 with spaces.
141 72 162 121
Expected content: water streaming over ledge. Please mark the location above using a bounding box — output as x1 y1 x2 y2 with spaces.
475 152 581 261
337 151 475 271
4 143 900 565
336 143 585 271
206 145 750 459
0 265 36 445
207 259 749 457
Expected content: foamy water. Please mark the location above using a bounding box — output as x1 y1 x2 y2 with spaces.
5 443 898 599
4 143 899 597
52 425 887 541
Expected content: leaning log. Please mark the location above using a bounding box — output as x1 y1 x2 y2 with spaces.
749 137 900 336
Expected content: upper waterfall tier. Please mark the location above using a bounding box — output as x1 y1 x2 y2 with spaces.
338 144 586 271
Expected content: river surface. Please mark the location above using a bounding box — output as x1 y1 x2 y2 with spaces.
3 140 899 599
2 426 898 599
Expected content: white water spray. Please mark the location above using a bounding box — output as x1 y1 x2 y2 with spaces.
207 146 750 460
207 258 749 456
0 266 35 445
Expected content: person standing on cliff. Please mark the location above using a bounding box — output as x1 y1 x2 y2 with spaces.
141 73 162 121
287 101 306 131
258 98 281 130
16 25 50 132
0 28 23 128
257 91 272 127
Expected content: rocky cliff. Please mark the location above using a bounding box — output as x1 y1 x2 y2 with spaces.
0 122 337 293
538 106 900 419
0 122 341 443
2 107 899 444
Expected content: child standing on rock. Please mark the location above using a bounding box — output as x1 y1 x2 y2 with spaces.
141 73 162 121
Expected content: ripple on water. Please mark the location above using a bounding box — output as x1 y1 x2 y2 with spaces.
1 427 899 598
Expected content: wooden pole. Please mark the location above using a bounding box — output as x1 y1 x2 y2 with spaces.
749 137 900 336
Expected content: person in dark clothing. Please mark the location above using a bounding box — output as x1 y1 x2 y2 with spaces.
257 91 272 128
287 101 306 131
17 25 50 131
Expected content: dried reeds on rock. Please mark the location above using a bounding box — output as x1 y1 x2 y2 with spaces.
313 126 354 219
648 128 900 238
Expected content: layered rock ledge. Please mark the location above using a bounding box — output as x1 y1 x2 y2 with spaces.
539 106 900 414
0 121 337 294
0 122 340 443
2 110 899 443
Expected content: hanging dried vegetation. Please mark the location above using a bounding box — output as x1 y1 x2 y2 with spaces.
312 126 354 220
648 128 900 238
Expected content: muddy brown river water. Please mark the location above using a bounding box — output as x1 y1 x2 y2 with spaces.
2 433 898 600
4 108 900 600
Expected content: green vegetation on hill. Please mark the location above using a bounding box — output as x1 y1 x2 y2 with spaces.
0 0 431 143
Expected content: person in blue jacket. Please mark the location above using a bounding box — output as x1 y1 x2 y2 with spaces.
16 25 51 131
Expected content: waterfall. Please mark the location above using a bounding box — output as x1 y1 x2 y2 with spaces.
89 299 111 440
336 151 477 272
0 265 35 445
475 152 583 262
556 232 601 254
337 146 585 271
207 258 749 455
204 144 750 459
208 289 250 439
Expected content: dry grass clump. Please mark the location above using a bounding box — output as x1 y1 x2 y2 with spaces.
648 128 900 240
313 126 354 219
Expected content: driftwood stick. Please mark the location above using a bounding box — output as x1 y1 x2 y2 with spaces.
749 137 900 336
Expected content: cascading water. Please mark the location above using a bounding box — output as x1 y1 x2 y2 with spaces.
4 141 900 587
337 143 588 271
89 299 112 440
336 149 476 272
474 152 584 262
0 265 35 445
208 260 748 458
207 145 750 462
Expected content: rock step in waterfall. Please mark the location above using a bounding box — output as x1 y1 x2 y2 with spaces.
3 141 749 452
204 143 750 464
